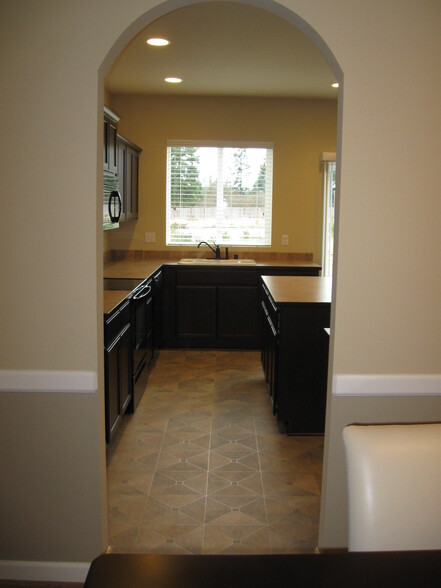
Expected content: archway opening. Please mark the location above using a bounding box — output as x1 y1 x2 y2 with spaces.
99 0 342 553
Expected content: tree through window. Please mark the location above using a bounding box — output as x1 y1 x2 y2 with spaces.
166 143 273 246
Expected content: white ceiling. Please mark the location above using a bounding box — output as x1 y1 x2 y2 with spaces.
106 2 338 99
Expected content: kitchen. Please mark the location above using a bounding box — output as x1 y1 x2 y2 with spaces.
2 1 439 581
103 2 336 553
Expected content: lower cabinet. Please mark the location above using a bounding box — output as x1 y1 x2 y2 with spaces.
104 299 132 443
162 265 321 350
177 285 217 340
261 298 278 412
260 278 330 434
130 278 154 412
173 268 259 348
217 285 259 343
153 270 163 348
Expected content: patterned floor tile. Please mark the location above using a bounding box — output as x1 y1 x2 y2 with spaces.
107 349 323 554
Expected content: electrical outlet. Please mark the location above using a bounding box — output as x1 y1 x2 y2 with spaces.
282 234 289 246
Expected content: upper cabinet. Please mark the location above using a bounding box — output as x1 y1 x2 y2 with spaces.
103 106 142 223
117 134 142 222
103 106 119 172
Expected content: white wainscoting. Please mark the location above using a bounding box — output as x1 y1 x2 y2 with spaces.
333 374 441 396
0 370 97 393
0 560 91 583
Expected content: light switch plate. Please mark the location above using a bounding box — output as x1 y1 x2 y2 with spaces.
145 232 156 243
282 234 289 246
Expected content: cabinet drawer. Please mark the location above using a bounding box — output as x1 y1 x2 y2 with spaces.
105 299 131 345
261 283 278 332
177 268 258 286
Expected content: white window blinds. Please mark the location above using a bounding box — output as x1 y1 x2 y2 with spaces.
166 143 273 246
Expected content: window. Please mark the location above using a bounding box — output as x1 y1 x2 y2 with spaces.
321 154 336 277
166 142 273 246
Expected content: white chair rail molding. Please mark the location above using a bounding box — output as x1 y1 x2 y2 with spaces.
0 370 98 393
333 374 441 396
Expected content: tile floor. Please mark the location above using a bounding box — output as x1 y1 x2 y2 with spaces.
106 349 324 554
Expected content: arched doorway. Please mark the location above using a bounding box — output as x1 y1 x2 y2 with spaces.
99 0 342 552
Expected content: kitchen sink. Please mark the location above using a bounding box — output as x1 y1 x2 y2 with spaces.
178 258 256 265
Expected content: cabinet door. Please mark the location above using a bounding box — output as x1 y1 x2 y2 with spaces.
261 299 278 409
261 301 268 377
217 285 259 346
119 324 132 415
125 147 139 220
105 337 121 443
117 138 127 220
176 285 216 339
267 313 278 413
116 137 140 221
153 271 163 348
278 305 330 434
129 147 139 219
145 294 154 365
104 117 118 172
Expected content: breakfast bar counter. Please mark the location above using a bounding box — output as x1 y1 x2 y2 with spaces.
261 275 332 305
260 275 331 434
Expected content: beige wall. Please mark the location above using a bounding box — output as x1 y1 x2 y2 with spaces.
106 95 337 262
0 0 440 576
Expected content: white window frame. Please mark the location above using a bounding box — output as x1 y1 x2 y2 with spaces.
166 141 273 247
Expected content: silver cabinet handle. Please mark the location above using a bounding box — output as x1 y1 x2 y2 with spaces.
133 285 152 300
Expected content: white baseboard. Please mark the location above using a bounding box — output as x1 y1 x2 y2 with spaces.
0 560 91 582
333 374 441 396
0 370 97 393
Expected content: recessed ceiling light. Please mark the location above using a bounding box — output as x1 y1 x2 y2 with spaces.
165 77 182 84
147 38 169 47
332 82 339 88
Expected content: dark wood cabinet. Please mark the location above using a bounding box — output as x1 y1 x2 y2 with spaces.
116 137 126 205
117 134 141 222
104 299 132 442
162 264 321 350
128 145 140 219
145 292 154 367
118 323 132 414
104 107 119 172
167 267 260 348
217 285 259 343
153 270 163 348
177 285 217 340
261 291 278 413
260 276 331 434
105 335 120 438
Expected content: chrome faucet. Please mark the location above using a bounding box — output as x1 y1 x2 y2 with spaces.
197 241 221 259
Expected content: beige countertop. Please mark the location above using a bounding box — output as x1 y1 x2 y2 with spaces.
104 259 166 280
103 257 321 279
262 275 332 305
103 290 131 315
103 257 324 315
